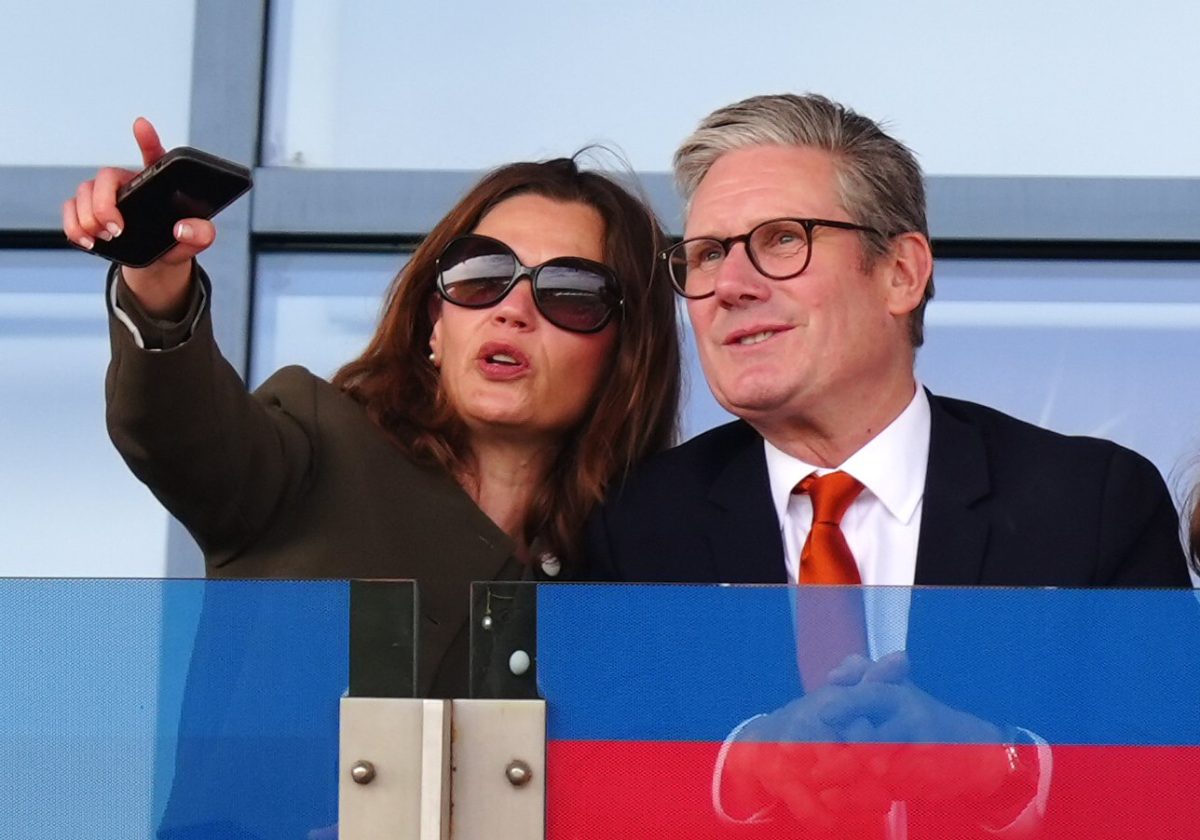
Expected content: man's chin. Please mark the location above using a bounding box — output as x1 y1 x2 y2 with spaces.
712 387 791 422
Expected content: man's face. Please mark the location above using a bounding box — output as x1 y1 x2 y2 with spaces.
684 144 916 434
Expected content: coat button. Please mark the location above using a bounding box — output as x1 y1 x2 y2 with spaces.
509 650 531 675
539 552 561 577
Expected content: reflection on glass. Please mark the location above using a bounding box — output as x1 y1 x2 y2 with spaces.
0 250 170 575
538 584 1200 839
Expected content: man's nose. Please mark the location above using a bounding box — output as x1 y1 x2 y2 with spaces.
711 242 769 306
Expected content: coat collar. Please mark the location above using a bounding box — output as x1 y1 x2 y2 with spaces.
706 421 789 583
914 391 992 585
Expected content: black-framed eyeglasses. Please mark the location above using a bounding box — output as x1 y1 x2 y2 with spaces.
436 234 623 334
659 217 882 299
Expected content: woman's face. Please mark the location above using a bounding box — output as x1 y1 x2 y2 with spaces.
428 193 618 447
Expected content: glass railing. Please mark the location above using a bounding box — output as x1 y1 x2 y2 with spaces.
4 580 1199 838
0 578 415 840
528 584 1200 840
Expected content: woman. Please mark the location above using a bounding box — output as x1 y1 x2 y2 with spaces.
63 118 681 697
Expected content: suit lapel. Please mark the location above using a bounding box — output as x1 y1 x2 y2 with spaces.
705 422 788 583
915 393 991 585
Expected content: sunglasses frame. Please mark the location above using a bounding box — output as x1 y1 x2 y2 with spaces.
435 234 623 334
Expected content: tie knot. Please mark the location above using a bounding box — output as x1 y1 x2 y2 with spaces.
796 471 864 526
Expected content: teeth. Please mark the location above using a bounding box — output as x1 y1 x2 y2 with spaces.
489 353 519 365
737 331 775 346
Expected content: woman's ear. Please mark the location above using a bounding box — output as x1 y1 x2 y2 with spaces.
427 299 443 366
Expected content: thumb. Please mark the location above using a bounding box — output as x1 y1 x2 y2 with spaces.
132 116 168 167
158 218 217 266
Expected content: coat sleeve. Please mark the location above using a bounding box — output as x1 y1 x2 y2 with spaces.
105 264 316 567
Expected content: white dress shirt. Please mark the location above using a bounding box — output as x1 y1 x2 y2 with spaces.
764 385 930 659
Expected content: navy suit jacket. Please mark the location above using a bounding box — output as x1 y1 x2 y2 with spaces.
587 392 1189 588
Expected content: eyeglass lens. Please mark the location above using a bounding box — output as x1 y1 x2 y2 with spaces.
669 219 813 296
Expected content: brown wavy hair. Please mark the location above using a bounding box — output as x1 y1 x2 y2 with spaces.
332 157 681 567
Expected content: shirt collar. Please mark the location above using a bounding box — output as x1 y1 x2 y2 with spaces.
763 384 931 526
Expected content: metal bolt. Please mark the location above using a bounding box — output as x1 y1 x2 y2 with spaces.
350 760 376 785
505 759 533 787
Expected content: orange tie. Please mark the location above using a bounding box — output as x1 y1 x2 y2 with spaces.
794 471 868 691
797 471 865 584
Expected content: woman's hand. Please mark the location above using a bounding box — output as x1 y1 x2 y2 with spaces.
62 117 216 319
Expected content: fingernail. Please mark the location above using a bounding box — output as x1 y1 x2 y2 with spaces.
175 222 193 241
79 235 95 250
97 229 113 242
106 222 122 239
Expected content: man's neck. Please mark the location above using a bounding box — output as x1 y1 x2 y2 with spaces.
753 375 918 468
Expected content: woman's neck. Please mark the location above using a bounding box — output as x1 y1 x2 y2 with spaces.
462 437 556 556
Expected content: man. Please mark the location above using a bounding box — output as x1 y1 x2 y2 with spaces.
589 91 1188 588
585 93 1193 837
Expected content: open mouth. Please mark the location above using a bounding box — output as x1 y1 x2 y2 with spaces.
736 330 778 346
477 342 530 373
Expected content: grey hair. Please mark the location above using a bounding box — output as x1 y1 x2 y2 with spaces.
674 93 934 347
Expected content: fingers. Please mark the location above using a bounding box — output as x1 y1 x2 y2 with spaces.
159 218 217 266
826 653 871 686
91 167 128 238
62 186 94 251
62 167 133 250
771 696 842 743
819 681 900 730
132 116 167 166
173 218 216 250
863 650 911 684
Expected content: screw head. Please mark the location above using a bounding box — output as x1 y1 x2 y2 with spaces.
505 759 532 787
350 760 376 785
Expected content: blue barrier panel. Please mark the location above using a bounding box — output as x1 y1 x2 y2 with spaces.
0 578 399 840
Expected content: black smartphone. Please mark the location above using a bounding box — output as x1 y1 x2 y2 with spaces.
88 146 253 267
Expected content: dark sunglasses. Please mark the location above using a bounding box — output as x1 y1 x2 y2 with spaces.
436 234 623 334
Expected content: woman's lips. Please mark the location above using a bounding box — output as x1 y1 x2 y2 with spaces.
477 341 531 379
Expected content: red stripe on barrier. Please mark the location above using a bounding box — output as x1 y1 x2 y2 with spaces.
547 741 1200 840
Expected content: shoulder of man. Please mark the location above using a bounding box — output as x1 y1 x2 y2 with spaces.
929 392 1155 472
609 418 762 502
928 392 1188 586
584 419 764 582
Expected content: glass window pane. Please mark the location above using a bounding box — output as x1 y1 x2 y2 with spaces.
0 251 169 575
262 0 1200 177
250 251 403 387
0 2 194 165
918 259 1200 493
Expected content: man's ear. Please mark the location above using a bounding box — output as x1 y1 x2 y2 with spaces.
883 232 933 317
